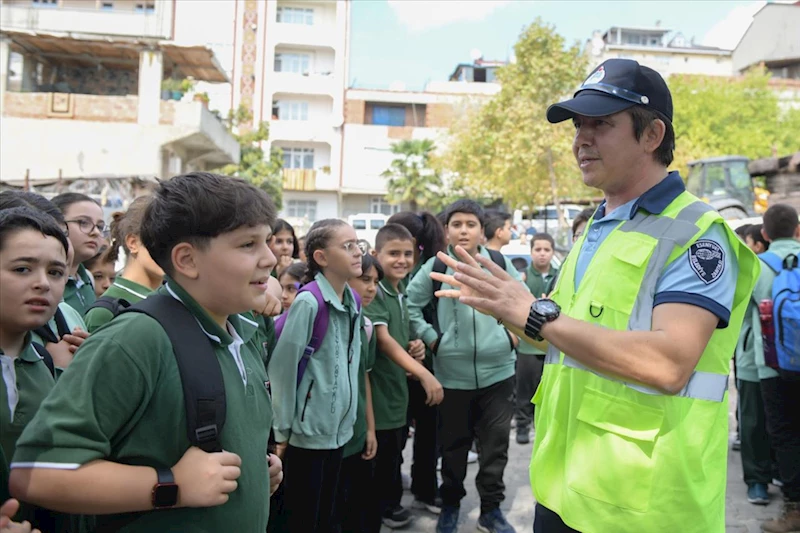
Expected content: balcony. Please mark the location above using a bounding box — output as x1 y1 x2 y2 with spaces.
271 22 337 49
269 119 336 143
283 169 317 191
0 2 173 40
270 72 337 97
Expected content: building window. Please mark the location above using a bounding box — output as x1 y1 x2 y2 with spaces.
371 105 406 127
274 53 311 74
282 147 315 169
273 100 309 121
31 0 58 6
101 2 114 11
287 200 317 221
277 6 314 25
135 2 155 13
371 196 399 216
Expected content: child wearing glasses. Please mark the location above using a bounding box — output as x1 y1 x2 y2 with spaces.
268 219 364 533
51 193 106 315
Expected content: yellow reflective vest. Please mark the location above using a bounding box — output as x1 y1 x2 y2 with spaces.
530 191 759 533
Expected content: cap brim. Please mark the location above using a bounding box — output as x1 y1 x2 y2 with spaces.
546 90 636 124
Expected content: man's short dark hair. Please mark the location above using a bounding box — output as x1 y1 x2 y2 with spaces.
484 210 512 241
141 172 277 276
445 199 485 227
375 223 414 251
628 105 674 167
763 204 799 241
0 206 69 256
530 232 555 249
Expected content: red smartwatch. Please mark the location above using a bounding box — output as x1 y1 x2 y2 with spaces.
152 468 179 509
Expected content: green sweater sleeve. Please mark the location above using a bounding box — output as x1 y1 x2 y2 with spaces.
267 294 316 443
407 258 438 347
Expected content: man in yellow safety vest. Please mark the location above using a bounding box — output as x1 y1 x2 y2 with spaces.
430 58 759 533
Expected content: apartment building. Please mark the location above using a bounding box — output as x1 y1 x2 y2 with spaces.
227 0 349 231
0 0 239 203
340 60 500 218
587 25 733 77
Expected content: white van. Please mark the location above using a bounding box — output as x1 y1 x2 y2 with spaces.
347 213 388 248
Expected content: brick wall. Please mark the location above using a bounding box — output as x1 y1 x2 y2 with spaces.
426 102 455 128
387 126 413 140
345 99 365 124
3 92 139 123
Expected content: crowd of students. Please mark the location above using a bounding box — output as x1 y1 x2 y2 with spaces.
0 171 572 533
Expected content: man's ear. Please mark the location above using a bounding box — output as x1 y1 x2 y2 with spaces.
171 242 200 280
643 119 666 156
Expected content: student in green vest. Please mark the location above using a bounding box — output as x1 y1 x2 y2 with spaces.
514 232 559 445
51 193 106 315
83 196 165 333
430 59 759 533
10 172 282 533
365 223 443 530
334 253 381 533
269 219 363 533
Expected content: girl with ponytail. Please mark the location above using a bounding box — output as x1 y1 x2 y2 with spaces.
387 211 446 277
83 196 164 332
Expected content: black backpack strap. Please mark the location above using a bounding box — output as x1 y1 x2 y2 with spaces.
32 306 75 345
88 296 132 317
31 342 56 378
425 258 449 338
122 294 226 453
53 306 71 339
487 248 506 271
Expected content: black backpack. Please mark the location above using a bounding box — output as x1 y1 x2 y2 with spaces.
32 306 70 345
87 296 133 317
119 294 227 453
425 249 506 338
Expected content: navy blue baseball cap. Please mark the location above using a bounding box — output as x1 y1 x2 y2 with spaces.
547 59 673 124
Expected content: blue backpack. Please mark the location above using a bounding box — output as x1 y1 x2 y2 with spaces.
759 252 800 372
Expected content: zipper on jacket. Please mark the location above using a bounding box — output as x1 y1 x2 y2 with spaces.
743 327 752 352
301 380 314 422
337 313 358 446
505 329 515 352
775 292 798 346
473 310 479 389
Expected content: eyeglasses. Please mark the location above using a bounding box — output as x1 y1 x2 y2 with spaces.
66 217 108 237
338 240 366 257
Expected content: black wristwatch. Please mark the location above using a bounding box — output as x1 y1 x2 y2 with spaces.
152 468 179 509
524 299 561 341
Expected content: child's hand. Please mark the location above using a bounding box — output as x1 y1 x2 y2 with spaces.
277 255 294 273
421 372 444 406
267 453 283 495
275 442 288 460
172 446 242 508
45 339 74 369
0 499 40 533
362 430 377 460
407 340 425 361
258 293 283 317
63 328 90 354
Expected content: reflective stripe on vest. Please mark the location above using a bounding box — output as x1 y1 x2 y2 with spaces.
544 200 729 403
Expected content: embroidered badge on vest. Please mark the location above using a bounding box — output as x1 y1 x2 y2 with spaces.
689 240 725 285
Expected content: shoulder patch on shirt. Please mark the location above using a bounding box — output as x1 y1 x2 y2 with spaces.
688 239 725 285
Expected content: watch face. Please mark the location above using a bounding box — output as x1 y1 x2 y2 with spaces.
534 299 558 316
154 484 179 507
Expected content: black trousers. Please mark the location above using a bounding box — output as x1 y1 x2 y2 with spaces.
533 504 581 532
738 379 773 485
333 452 378 533
438 376 514 513
761 375 800 501
278 445 344 533
514 354 544 430
406 377 440 503
375 427 405 515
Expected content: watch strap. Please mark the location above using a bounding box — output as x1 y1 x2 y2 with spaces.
156 468 175 485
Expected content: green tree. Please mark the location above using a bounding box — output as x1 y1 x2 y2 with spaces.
381 139 446 212
670 67 800 174
215 106 284 209
442 19 591 213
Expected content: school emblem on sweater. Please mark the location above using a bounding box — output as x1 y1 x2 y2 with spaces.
689 240 725 285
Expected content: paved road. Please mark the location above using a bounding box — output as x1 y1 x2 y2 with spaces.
383 378 780 532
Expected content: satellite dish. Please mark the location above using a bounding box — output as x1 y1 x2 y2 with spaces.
470 48 483 62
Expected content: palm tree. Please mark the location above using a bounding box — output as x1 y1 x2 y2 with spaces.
381 139 444 212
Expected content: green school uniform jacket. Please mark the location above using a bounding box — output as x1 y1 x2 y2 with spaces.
63 264 96 316
12 279 274 533
365 279 411 431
